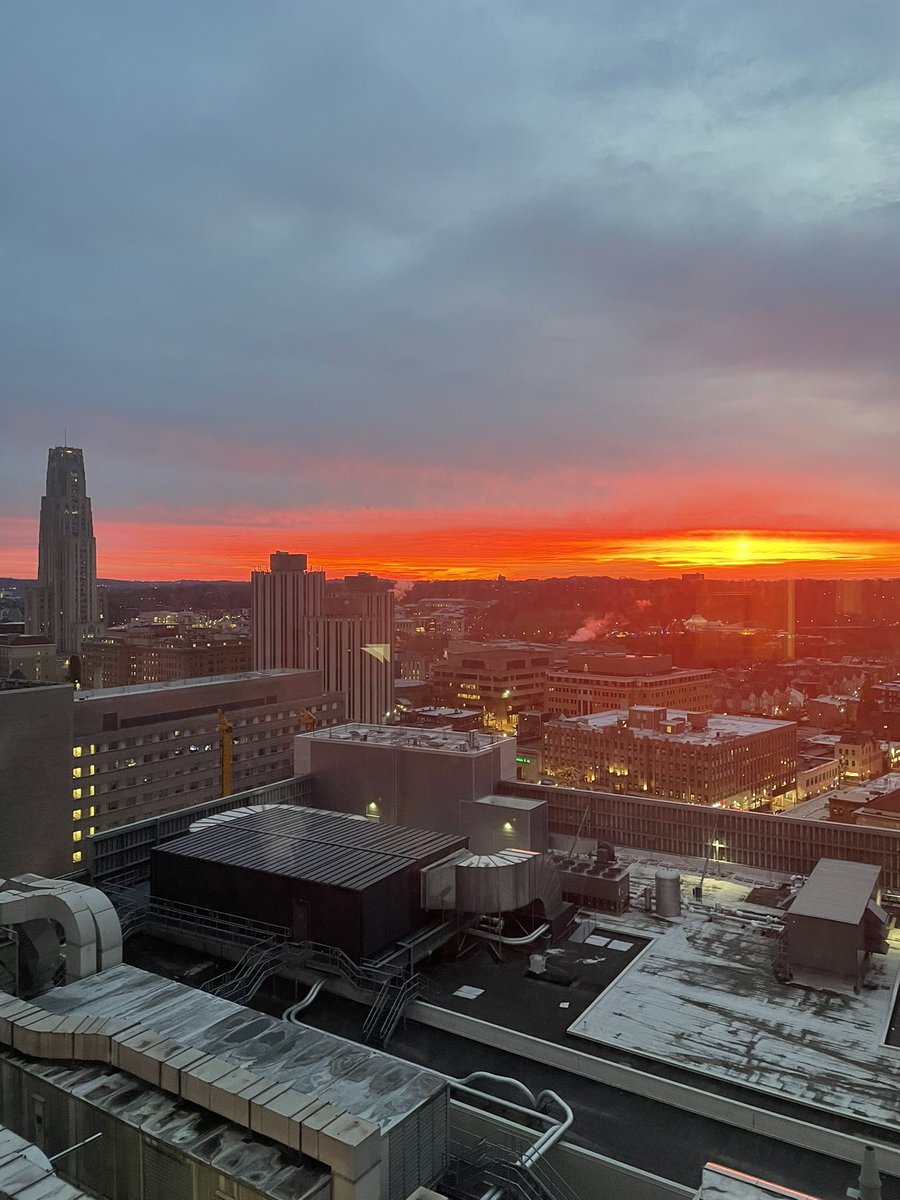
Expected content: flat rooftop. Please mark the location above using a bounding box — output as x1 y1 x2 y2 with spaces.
76 668 310 700
558 710 794 745
301 722 504 754
37 963 445 1133
565 870 900 1130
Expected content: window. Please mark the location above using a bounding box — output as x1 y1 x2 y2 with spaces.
72 767 82 779
73 746 82 758
72 850 82 864
72 831 82 843
72 809 82 820
73 787 82 800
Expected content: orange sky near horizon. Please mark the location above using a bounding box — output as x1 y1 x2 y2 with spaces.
6 516 900 582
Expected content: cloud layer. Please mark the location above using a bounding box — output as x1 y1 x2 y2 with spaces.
3 2 900 577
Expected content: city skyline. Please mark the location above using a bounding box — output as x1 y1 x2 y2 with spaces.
4 4 900 580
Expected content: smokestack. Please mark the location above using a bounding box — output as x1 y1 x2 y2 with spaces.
786 579 796 662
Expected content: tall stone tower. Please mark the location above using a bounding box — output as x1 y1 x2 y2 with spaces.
26 446 100 658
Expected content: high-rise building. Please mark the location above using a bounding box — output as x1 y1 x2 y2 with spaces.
307 573 394 724
251 555 393 724
250 551 324 670
25 446 100 658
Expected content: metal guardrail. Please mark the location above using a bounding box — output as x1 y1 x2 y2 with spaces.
444 1131 580 1200
100 892 440 1046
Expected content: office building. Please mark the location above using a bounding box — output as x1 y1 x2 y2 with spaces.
546 652 715 717
25 446 100 658
543 706 796 809
251 551 325 670
1 673 337 881
61 670 343 868
430 641 554 729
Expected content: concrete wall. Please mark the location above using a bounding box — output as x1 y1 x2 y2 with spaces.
299 736 513 834
409 1002 900 1179
0 685 73 878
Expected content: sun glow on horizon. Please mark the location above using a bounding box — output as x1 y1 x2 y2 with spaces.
4 515 900 581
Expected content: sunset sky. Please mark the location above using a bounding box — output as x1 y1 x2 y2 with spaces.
4 3 900 581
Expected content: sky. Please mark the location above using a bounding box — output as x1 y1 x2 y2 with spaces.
3 1 900 581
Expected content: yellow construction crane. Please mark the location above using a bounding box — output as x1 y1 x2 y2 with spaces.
217 708 233 797
299 708 318 732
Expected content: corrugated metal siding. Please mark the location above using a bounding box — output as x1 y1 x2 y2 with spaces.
386 1091 449 1200
154 806 465 891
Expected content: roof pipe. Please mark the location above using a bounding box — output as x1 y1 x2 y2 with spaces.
467 922 550 946
282 978 326 1023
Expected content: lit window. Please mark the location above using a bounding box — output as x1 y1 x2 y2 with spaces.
72 851 82 863
73 788 82 801
73 767 82 779
89 765 95 775
89 785 95 797
88 826 95 836
73 746 82 758
72 809 82 820
72 831 82 843
88 806 95 817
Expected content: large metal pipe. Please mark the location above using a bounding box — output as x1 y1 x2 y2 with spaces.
467 921 550 946
282 978 325 1022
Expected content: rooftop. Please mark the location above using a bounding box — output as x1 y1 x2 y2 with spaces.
75 669 310 700
301 722 504 754
565 875 900 1130
36 963 445 1134
557 709 794 745
154 805 466 890
787 858 881 924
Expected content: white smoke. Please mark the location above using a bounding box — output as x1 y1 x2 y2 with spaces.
567 612 618 642
391 579 415 601
635 598 652 611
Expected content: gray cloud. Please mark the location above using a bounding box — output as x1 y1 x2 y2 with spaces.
3 0 900 530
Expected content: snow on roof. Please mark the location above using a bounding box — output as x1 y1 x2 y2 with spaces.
787 858 880 924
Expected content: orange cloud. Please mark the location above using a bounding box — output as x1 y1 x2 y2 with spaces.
4 515 900 581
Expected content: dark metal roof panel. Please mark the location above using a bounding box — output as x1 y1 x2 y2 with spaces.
154 806 466 891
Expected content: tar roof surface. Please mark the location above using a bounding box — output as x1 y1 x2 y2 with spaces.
155 805 465 891
788 858 881 924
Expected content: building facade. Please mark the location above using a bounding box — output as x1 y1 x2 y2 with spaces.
68 669 342 866
251 554 393 724
25 446 100 658
307 574 394 724
546 653 715 717
0 683 74 879
251 551 325 670
543 706 797 809
81 629 251 688
0 634 57 683
430 641 553 729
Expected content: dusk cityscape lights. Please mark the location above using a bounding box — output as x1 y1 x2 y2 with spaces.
3 6 900 1200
